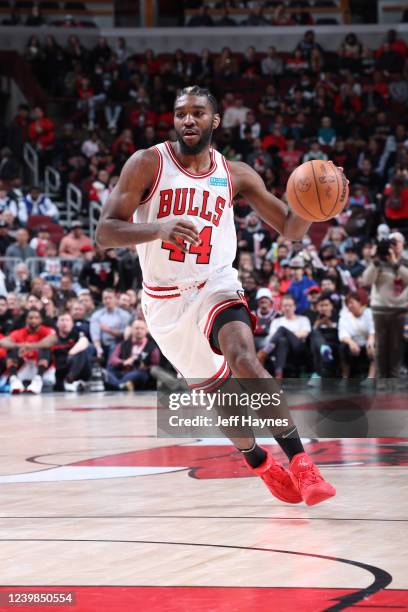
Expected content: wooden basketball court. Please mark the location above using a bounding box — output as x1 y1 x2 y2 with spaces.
0 391 407 611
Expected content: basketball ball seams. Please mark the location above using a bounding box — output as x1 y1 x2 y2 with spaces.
324 164 341 217
310 160 326 217
286 160 348 222
291 166 323 221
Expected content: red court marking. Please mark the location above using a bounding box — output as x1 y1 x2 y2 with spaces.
72 439 408 475
0 586 406 612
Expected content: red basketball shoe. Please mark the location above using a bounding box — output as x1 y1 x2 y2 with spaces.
246 450 302 504
289 452 336 506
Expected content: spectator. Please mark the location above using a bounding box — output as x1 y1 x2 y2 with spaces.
240 46 261 78
79 247 119 302
340 246 366 279
0 219 14 255
16 186 59 224
338 293 375 380
362 236 408 381
221 96 249 128
287 256 316 313
217 8 236 27
6 262 31 295
214 47 239 80
253 287 280 351
53 312 91 392
71 300 91 339
90 288 131 363
188 5 214 26
309 295 340 380
5 228 35 264
244 6 270 26
25 4 45 26
261 46 284 78
0 295 14 335
246 139 274 175
238 213 272 269
302 141 328 163
28 107 55 152
0 147 20 181
258 294 311 378
59 221 92 258
318 116 336 147
338 33 364 73
239 111 261 140
0 309 56 394
105 320 160 390
81 131 100 158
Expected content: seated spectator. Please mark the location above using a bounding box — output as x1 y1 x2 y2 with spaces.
287 256 316 313
90 288 131 363
243 6 270 26
0 295 14 335
309 295 340 379
318 116 336 147
279 138 302 174
79 247 118 302
5 229 35 271
26 4 45 26
246 139 274 175
261 46 284 77
30 226 51 257
59 221 92 258
253 287 280 351
286 49 309 73
239 111 261 140
81 131 100 159
216 8 236 27
0 219 15 255
71 300 91 339
258 294 311 378
302 141 328 162
340 246 366 279
221 96 249 128
105 319 160 391
16 186 59 225
188 5 214 27
0 309 56 394
338 33 364 73
238 213 272 268
52 312 91 392
214 47 239 80
240 46 261 78
338 292 375 379
78 290 95 318
6 262 31 295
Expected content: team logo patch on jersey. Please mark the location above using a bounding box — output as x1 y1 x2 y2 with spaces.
209 177 228 187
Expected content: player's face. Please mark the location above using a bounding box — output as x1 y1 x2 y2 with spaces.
174 95 220 155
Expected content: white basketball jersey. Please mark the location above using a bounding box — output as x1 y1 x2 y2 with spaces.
134 141 236 285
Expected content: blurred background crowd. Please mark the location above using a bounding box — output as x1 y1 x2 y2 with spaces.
0 25 408 393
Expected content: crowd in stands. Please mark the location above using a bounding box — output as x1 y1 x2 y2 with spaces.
0 28 408 393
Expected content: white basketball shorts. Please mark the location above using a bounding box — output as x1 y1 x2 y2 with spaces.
141 266 256 391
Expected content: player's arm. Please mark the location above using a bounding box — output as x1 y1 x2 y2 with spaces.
229 161 311 241
96 149 200 252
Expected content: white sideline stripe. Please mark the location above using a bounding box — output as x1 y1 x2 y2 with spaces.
0 466 185 484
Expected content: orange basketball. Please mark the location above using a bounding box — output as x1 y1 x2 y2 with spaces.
286 160 349 222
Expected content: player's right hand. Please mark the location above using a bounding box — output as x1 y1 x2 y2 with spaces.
158 220 200 253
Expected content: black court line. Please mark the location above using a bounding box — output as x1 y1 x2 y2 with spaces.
0 515 407 523
0 538 392 612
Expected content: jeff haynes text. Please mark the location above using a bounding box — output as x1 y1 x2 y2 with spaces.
168 415 289 428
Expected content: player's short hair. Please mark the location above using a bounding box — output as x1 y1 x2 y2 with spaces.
175 86 219 115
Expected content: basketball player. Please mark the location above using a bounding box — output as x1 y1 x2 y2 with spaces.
96 86 336 506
